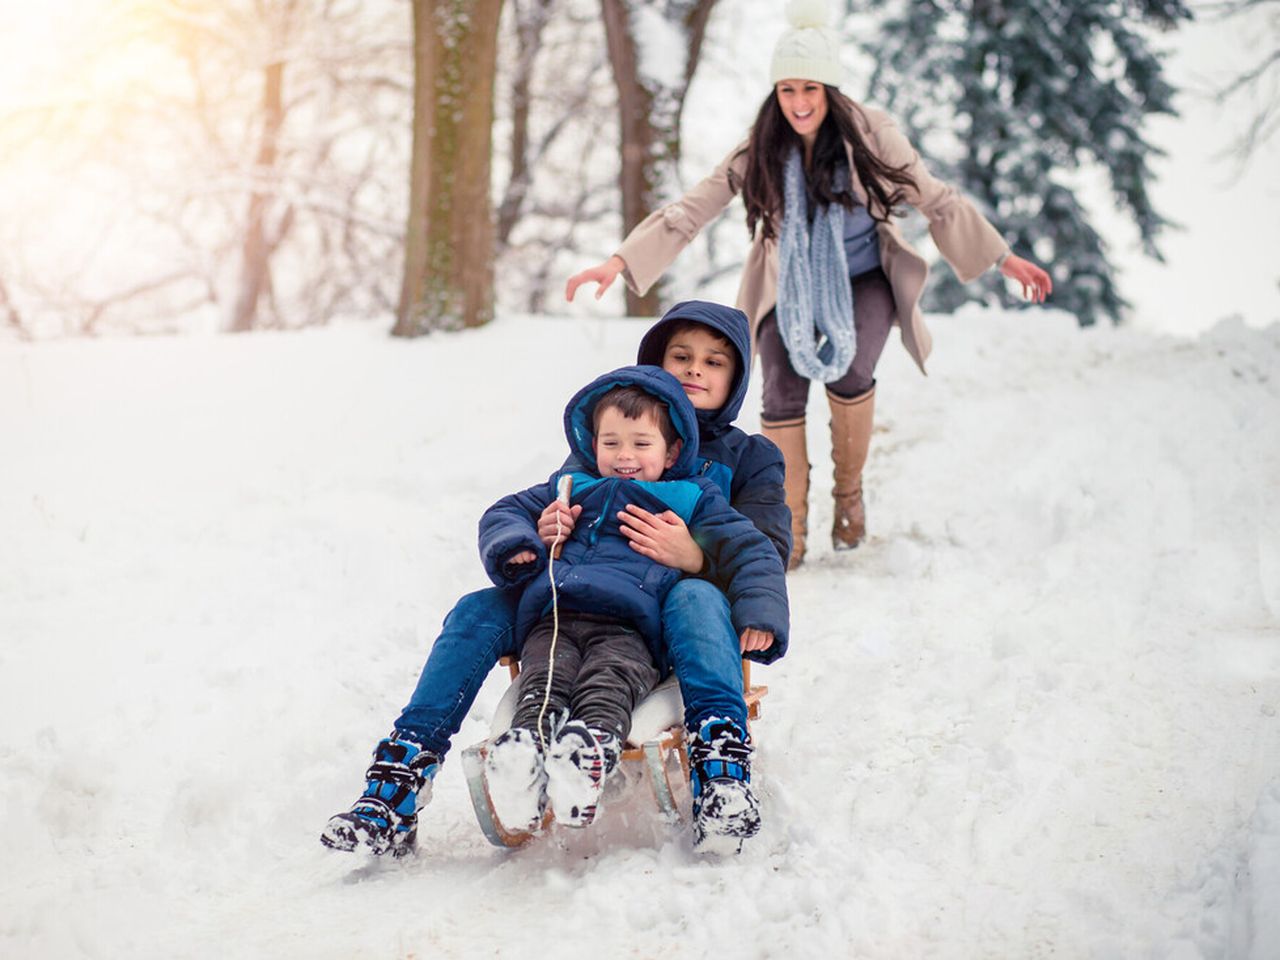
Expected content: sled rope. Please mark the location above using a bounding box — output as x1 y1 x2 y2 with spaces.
535 476 573 744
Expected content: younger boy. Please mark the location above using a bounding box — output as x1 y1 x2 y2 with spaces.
477 366 788 832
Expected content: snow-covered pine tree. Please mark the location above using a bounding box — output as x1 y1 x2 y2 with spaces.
860 0 1191 326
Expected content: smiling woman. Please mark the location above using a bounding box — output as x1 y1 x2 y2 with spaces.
565 0 1054 570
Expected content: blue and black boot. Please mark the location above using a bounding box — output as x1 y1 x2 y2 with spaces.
321 733 440 857
687 717 761 855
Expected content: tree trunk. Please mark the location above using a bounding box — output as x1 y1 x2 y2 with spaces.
230 60 285 333
599 0 718 317
395 0 505 336
496 0 554 249
0 275 28 340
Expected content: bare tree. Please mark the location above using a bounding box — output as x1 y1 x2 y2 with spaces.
496 0 557 249
599 0 719 316
154 0 412 333
489 0 617 312
0 276 29 341
1209 0 1280 161
395 0 505 336
0 0 413 336
230 56 292 332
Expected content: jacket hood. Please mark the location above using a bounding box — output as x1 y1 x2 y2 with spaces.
635 300 751 440
563 365 701 480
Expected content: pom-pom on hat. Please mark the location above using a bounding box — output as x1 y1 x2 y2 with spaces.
770 0 842 87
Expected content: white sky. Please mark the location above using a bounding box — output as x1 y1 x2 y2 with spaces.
1100 6 1280 335
0 1 86 110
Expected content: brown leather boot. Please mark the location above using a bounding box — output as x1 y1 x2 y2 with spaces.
761 417 809 570
828 386 875 550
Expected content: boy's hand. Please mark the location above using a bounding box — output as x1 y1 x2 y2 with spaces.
740 628 773 654
507 550 538 565
537 501 582 550
618 504 705 573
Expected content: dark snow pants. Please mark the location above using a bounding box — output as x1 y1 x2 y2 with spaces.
757 266 896 421
511 613 660 744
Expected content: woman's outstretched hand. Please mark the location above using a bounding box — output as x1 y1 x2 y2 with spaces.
565 255 626 302
1000 253 1053 304
617 503 705 573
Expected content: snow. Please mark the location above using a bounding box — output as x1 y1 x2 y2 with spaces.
631 3 690 93
3 308 1278 958
485 728 550 833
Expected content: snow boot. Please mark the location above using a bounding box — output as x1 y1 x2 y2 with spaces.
544 721 621 828
321 732 440 857
687 717 760 855
761 417 809 570
828 386 874 550
483 727 549 833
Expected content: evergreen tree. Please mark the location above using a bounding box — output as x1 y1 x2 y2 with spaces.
861 0 1191 326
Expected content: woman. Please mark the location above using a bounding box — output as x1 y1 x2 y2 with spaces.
566 1 1053 568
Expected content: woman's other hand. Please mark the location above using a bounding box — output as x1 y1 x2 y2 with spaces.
740 628 774 654
618 503 705 574
565 255 626 302
537 500 582 550
1000 253 1053 304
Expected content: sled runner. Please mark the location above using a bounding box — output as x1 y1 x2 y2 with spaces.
460 656 767 848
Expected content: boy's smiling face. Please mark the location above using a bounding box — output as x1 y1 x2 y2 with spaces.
660 326 735 412
593 407 679 481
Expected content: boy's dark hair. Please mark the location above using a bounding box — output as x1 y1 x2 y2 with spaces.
592 385 680 448
662 319 735 361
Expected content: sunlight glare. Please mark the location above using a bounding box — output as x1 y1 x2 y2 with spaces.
0 1 106 110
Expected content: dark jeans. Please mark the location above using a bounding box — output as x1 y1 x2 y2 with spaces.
758 267 896 422
510 613 660 742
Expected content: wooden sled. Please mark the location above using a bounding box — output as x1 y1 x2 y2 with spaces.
461 656 767 848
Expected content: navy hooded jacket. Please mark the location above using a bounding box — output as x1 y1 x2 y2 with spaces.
478 365 789 671
561 301 792 569
635 300 792 569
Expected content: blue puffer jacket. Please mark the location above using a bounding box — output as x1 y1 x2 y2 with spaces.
478 365 789 671
633 300 792 570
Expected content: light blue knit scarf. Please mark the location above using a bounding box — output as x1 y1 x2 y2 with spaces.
776 148 855 383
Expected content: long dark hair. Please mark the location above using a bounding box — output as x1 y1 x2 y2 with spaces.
738 86 919 242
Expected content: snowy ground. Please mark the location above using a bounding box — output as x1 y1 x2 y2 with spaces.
2 308 1279 959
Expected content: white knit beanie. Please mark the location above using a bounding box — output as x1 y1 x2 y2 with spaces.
770 0 842 87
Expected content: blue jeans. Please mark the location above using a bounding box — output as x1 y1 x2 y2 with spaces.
393 587 520 758
393 580 748 757
661 580 749 731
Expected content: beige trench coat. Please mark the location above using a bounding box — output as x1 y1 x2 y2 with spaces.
615 103 1010 374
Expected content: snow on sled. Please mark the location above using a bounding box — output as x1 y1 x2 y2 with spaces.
460 656 767 848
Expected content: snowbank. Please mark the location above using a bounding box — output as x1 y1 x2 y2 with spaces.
1 309 1277 958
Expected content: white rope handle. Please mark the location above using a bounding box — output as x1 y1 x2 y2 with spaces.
535 474 573 744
